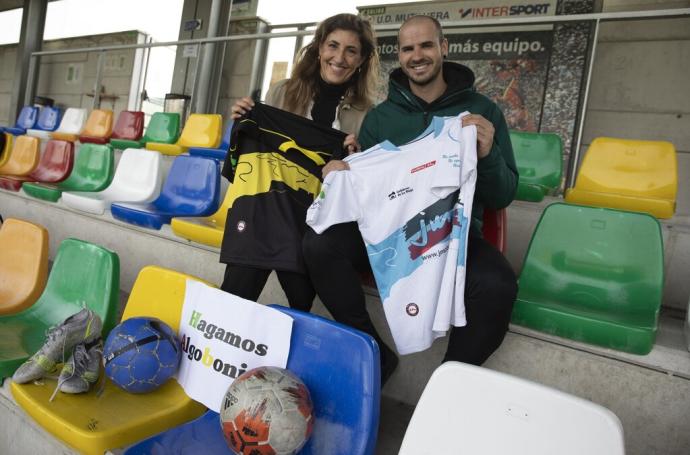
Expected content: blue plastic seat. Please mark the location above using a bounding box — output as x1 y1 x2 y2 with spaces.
111 155 220 230
124 305 381 455
33 106 61 132
4 106 40 136
188 120 233 161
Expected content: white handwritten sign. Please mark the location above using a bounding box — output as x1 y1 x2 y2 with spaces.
177 280 292 412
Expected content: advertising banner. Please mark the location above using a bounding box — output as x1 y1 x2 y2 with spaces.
359 0 557 25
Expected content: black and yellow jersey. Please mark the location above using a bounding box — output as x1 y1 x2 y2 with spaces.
220 103 347 273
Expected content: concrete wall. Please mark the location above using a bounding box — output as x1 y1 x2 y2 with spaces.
0 31 146 125
216 17 269 121
169 0 263 129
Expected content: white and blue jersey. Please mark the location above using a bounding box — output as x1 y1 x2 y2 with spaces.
306 113 478 354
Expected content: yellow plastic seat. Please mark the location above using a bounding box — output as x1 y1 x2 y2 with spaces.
171 185 231 247
0 135 39 176
79 109 114 144
11 266 208 455
0 219 49 315
146 113 222 156
0 132 12 168
565 137 677 219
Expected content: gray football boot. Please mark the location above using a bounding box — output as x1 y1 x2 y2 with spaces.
56 339 103 395
13 308 103 384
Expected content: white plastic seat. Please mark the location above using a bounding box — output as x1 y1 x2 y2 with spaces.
62 148 162 215
51 108 87 142
25 129 53 140
399 362 625 455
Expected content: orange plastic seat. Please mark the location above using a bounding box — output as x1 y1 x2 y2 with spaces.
0 135 40 176
0 219 49 315
146 114 222 156
79 109 114 144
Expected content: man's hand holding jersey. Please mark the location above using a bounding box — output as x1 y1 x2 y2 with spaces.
462 114 495 159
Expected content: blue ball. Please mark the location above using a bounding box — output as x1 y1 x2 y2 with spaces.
103 317 181 393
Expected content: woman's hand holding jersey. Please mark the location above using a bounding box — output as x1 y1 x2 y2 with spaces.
230 97 255 119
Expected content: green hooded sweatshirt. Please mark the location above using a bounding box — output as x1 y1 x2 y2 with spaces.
358 61 518 237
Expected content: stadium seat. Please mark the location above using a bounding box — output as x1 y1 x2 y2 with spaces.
0 140 74 191
398 362 625 454
12 266 206 455
0 219 49 315
124 304 380 455
0 238 118 379
188 120 233 161
170 185 232 247
565 137 677 219
113 112 180 150
511 202 663 354
483 207 507 253
146 113 222 156
510 130 563 202
22 143 114 202
109 111 144 150
0 135 40 177
79 109 114 144
0 132 12 168
111 155 220 230
3 106 39 136
62 148 162 215
51 108 87 142
26 106 62 139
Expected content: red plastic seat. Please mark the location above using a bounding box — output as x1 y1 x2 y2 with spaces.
0 140 74 191
110 111 144 142
482 208 507 253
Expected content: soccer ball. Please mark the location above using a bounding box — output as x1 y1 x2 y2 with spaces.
220 366 314 455
103 317 181 393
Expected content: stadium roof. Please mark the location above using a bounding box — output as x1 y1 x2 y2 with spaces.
0 0 60 13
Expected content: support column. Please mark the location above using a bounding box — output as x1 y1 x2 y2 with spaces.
193 0 230 113
11 0 48 119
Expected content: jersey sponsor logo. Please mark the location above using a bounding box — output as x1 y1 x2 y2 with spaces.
406 303 419 317
404 190 459 260
236 220 246 233
388 187 414 200
411 160 436 173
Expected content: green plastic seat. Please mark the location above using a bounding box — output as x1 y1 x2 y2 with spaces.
0 238 119 379
510 131 563 202
111 112 180 150
22 143 114 202
511 203 663 354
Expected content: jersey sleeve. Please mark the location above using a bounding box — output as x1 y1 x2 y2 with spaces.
306 170 361 234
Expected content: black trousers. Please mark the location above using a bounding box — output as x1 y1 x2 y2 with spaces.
302 222 518 365
220 264 315 312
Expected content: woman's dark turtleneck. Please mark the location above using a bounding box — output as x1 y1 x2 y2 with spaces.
310 76 349 128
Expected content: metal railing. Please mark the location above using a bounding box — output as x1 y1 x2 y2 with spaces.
24 8 690 186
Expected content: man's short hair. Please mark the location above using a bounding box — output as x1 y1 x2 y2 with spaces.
398 15 445 43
